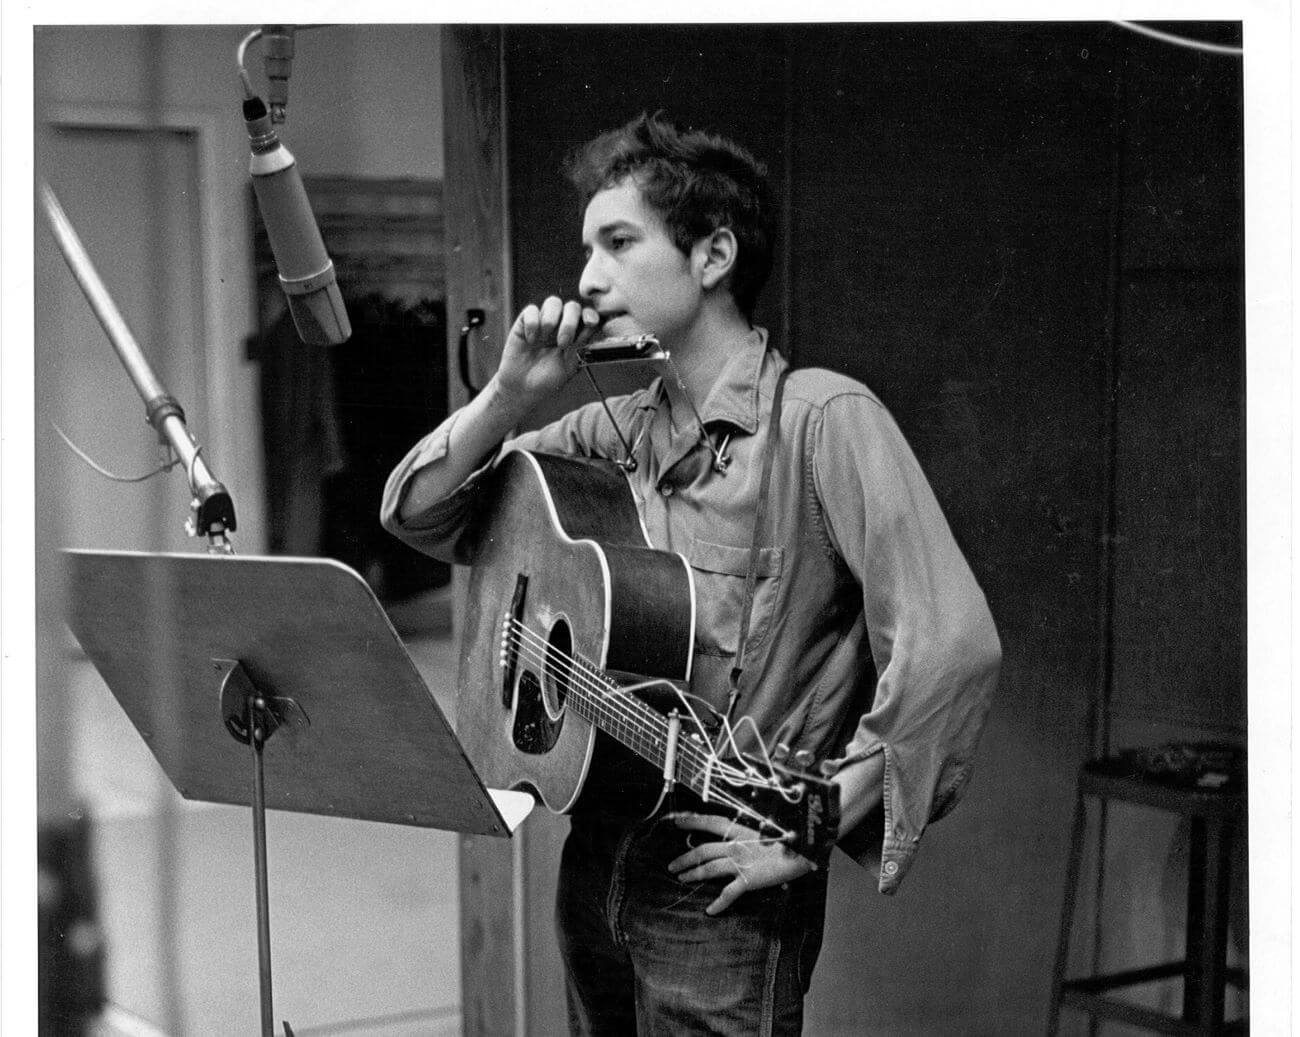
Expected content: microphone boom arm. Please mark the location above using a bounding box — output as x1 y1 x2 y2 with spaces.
38 179 237 550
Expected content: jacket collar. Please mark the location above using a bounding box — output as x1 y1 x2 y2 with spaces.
637 326 772 435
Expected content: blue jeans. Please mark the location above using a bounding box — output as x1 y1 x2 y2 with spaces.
555 811 830 1036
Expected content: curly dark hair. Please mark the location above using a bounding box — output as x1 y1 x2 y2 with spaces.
564 112 775 319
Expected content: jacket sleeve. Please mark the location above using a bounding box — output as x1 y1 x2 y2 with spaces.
379 396 638 564
813 391 1001 893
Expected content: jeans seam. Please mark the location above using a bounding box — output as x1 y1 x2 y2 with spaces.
794 925 808 994
759 889 790 1037
606 823 639 948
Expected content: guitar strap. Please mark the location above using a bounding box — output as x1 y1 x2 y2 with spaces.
726 364 791 721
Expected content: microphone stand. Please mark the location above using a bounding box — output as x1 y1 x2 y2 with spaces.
40 180 303 1034
37 179 237 553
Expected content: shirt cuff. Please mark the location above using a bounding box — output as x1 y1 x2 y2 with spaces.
823 742 919 895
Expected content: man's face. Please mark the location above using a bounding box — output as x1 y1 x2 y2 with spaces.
579 178 702 343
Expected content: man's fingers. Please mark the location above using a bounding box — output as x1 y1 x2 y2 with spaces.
670 847 733 883
668 839 730 874
512 304 540 344
538 295 564 337
556 299 586 348
671 812 733 838
706 877 748 916
573 308 602 350
516 296 593 351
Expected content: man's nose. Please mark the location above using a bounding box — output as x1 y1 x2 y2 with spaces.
578 253 605 302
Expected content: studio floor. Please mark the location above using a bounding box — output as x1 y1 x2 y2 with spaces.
64 591 463 1037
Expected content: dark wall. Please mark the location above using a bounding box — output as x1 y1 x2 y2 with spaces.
785 24 1115 1035
1110 27 1245 737
502 22 1243 1034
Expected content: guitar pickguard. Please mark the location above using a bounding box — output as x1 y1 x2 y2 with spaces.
506 606 574 756
511 669 562 754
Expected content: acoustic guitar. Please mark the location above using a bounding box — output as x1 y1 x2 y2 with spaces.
456 448 839 856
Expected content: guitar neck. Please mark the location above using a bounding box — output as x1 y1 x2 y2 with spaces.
558 654 838 857
565 661 716 798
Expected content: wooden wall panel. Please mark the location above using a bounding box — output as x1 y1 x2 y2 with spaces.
444 28 512 401
442 27 521 1037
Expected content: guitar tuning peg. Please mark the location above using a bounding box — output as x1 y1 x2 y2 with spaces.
773 742 791 764
792 749 815 770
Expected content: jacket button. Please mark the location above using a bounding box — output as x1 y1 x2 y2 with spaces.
883 860 899 876
660 485 674 497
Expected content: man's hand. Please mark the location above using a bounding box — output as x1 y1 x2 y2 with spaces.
667 812 817 916
392 295 599 521
493 296 601 410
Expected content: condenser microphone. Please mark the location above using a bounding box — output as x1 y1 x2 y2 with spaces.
243 95 350 345
260 25 294 124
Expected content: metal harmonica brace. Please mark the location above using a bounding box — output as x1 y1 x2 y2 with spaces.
576 332 730 477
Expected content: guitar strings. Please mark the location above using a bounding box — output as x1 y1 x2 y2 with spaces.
503 627 776 835
504 618 766 795
712 714 804 806
501 636 774 842
501 619 795 839
503 616 786 800
502 621 804 848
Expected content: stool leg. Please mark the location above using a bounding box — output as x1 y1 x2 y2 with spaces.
1184 816 1232 1030
1048 792 1089 1037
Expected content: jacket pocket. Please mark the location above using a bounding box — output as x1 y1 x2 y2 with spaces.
687 536 784 659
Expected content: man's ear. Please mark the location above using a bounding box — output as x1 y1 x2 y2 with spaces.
694 227 738 291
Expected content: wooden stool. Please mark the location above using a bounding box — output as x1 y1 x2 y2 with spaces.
1047 757 1246 1036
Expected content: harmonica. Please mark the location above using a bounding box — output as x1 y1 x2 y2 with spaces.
577 334 666 365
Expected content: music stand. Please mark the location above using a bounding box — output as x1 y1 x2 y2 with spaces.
63 548 531 1037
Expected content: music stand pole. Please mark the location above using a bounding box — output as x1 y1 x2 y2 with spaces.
220 656 309 1036
250 696 276 1037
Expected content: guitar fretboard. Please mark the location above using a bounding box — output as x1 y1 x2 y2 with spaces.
561 655 725 804
503 615 832 852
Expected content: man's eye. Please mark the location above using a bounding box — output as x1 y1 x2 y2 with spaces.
610 235 631 250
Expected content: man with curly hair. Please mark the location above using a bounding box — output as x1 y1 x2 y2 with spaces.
382 112 1000 1036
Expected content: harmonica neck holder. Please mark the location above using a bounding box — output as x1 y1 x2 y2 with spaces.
578 340 731 477
582 364 639 472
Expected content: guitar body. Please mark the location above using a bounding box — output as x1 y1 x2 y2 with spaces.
457 449 696 813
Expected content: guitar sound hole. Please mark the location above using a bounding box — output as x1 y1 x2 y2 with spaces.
543 620 573 721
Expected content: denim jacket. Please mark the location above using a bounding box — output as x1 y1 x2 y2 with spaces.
380 328 1001 893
